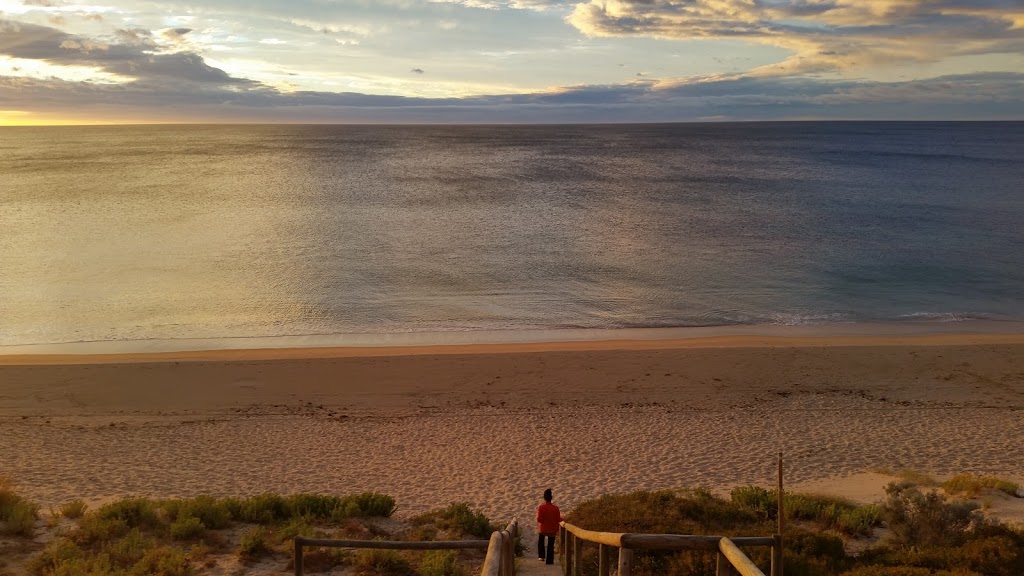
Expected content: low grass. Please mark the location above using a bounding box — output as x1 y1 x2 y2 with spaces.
943 474 1021 499
162 496 231 530
168 517 206 541
353 548 412 576
410 503 496 539
729 486 883 536
418 550 468 576
238 526 270 560
18 490 399 575
59 500 88 520
223 492 395 524
28 529 192 576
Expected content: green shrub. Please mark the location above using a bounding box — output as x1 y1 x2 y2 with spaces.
571 490 757 536
277 517 315 543
943 474 1021 498
353 548 412 575
343 492 397 518
106 528 155 567
287 492 396 521
174 492 396 526
239 526 270 558
4 499 39 537
883 482 980 548
28 538 87 574
96 498 160 530
0 480 39 537
74 513 130 544
565 490 858 576
60 500 88 519
130 546 191 576
728 487 882 536
163 496 231 530
836 504 883 536
411 503 496 539
958 535 1024 576
419 550 468 576
43 556 114 576
225 494 289 524
169 516 206 540
729 486 775 519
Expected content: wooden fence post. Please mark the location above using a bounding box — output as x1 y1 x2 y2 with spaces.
565 533 574 575
598 543 612 576
293 537 303 576
573 533 583 576
501 531 511 576
559 526 565 567
777 451 784 576
617 548 632 576
771 533 783 576
716 552 738 576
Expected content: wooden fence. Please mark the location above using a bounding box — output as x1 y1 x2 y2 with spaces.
558 522 782 576
293 519 518 576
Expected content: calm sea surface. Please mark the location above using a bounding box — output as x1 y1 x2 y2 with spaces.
1 122 1023 347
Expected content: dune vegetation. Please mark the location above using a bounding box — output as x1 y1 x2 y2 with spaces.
0 482 493 576
566 480 1024 576
2 473 1022 575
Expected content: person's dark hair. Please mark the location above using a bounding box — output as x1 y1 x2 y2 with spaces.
543 489 553 502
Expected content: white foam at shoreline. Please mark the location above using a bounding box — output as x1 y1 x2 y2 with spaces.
1 319 1023 356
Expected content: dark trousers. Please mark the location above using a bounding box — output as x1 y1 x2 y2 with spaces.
538 533 555 564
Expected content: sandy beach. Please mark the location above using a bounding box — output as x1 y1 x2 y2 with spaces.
2 332 1022 532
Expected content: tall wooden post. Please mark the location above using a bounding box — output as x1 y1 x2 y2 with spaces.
293 537 303 576
776 451 784 576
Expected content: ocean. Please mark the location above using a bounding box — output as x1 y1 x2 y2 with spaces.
2 122 1023 349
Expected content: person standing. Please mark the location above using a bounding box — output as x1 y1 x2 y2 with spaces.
536 488 563 564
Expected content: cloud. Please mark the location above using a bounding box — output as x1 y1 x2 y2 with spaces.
2 41 1020 123
0 10 1020 123
429 0 570 11
0 19 255 86
114 28 156 48
163 28 193 39
567 0 1024 76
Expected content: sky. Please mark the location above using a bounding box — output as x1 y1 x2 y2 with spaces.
1 0 1023 124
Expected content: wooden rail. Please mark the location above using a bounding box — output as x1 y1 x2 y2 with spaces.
294 519 518 576
559 522 781 576
481 519 519 576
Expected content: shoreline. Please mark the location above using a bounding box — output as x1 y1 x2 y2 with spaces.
3 319 1024 363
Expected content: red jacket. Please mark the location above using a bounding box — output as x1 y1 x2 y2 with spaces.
536 502 563 535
